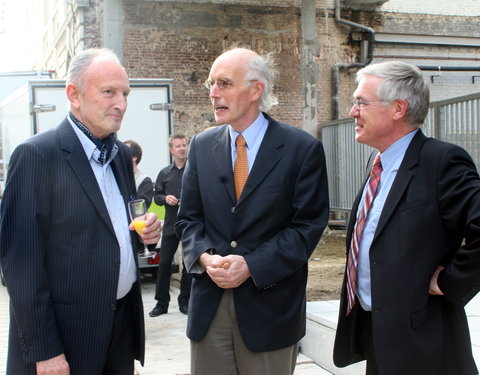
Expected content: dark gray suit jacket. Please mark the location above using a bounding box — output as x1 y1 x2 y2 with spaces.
0 118 145 374
176 113 329 352
334 130 480 375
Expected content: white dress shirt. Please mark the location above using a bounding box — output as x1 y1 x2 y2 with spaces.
69 117 137 299
357 129 418 310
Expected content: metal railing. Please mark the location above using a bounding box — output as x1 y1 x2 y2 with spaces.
322 92 480 212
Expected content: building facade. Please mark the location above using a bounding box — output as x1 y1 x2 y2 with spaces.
34 0 480 139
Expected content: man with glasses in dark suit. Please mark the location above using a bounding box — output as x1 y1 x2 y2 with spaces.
333 61 480 375
176 47 329 375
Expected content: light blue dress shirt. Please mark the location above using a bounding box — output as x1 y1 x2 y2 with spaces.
69 117 137 299
229 112 269 172
357 129 418 310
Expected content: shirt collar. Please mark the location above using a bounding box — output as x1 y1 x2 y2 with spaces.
228 112 268 148
168 161 186 171
68 112 117 165
68 115 118 166
380 129 418 170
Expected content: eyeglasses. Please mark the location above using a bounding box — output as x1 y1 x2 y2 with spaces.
204 79 255 90
352 99 388 109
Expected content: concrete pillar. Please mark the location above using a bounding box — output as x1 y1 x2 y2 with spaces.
102 0 124 62
301 0 320 138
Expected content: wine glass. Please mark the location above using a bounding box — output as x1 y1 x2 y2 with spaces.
128 199 156 258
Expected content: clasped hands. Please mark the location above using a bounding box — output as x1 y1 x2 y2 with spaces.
200 253 251 289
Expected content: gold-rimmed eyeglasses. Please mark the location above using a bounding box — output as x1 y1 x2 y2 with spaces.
352 99 388 109
204 79 255 90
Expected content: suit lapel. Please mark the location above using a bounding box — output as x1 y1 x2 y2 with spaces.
212 116 283 205
58 120 116 235
239 119 283 204
212 125 236 203
346 181 366 249
373 130 427 241
347 152 376 247
111 146 141 262
111 145 134 205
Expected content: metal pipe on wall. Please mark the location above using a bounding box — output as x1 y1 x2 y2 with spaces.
332 0 375 119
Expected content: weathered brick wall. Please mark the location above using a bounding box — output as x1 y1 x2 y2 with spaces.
145 0 302 7
76 0 480 135
353 9 480 103
42 3 104 79
316 6 480 119
122 1 303 138
83 0 104 48
316 8 358 122
352 10 480 38
378 0 480 16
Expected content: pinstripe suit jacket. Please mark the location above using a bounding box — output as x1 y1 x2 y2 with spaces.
0 118 145 374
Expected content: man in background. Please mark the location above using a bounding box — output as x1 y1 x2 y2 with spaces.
125 139 154 207
0 48 161 375
150 134 192 316
333 61 480 375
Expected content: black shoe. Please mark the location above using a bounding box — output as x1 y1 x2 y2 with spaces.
149 306 167 317
179 304 188 315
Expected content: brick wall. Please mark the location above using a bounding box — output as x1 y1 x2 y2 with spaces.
316 6 480 120
83 0 103 48
378 0 480 16
145 0 302 7
122 1 303 138
374 11 480 37
67 0 480 136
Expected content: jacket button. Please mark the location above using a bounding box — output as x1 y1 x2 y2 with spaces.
230 241 237 248
111 304 117 311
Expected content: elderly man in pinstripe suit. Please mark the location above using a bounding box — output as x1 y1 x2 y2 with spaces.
0 48 161 375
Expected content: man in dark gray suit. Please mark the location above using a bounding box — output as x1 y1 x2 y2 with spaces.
0 48 161 374
333 61 480 375
175 47 329 375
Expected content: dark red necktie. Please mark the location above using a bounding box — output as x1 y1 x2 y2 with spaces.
346 153 382 315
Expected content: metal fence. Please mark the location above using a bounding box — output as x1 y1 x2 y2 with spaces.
322 92 480 212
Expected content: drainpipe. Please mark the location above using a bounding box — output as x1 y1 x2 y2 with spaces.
332 63 363 120
332 0 375 119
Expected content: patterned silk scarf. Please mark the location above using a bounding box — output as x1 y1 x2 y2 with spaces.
69 112 116 164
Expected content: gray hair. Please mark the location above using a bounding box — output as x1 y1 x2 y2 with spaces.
356 61 430 127
245 52 279 112
66 48 121 90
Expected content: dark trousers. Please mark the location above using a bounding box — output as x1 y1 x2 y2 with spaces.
103 289 135 375
356 305 380 375
154 234 192 308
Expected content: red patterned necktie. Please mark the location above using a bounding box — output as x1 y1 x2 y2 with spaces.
346 153 382 315
234 134 248 201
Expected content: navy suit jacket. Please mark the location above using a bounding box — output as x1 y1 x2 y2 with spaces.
0 119 145 374
176 113 329 351
334 130 480 375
